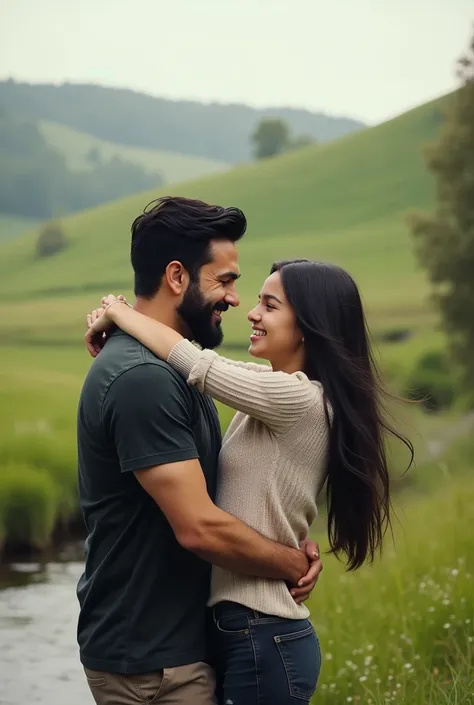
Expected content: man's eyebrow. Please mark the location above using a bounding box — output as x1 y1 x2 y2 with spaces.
258 293 283 304
218 271 241 281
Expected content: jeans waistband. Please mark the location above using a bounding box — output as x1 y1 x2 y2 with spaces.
212 601 267 621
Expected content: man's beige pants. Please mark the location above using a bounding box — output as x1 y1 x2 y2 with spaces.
84 662 217 705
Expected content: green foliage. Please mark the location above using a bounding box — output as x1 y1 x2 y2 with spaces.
408 29 474 390
0 79 364 163
404 351 458 412
251 118 316 159
251 117 291 158
0 103 164 219
0 466 58 550
35 220 68 258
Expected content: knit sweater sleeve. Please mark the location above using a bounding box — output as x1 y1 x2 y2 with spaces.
167 339 319 433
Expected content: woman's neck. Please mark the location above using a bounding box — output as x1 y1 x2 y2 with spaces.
269 351 305 375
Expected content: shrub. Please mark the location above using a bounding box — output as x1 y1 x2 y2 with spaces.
0 465 58 550
404 351 458 411
35 220 68 258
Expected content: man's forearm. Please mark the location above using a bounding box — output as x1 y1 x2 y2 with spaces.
182 508 308 584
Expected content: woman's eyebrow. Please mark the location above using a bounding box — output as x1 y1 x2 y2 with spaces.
259 293 283 304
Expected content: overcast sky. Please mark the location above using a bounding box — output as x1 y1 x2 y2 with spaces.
1 0 472 124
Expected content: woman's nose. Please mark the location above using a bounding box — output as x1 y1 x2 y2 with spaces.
248 307 261 322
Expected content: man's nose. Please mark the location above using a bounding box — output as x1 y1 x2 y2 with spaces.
225 288 240 308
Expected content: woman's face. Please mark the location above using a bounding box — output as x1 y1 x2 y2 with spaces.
247 271 304 370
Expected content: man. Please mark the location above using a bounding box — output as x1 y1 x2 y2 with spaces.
77 197 322 705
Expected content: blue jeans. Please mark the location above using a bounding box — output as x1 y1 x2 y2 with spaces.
210 601 321 705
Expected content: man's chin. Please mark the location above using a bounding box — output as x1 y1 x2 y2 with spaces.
193 327 223 350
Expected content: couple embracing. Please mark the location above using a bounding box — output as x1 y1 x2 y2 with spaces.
77 196 412 704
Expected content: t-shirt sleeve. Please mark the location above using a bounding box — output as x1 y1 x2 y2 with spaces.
102 363 199 473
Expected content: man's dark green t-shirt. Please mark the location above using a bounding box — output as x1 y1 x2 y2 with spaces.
76 330 221 674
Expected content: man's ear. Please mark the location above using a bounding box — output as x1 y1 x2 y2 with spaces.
164 261 190 296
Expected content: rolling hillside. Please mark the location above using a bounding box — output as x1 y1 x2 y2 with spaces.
0 93 449 356
0 80 365 163
37 120 230 185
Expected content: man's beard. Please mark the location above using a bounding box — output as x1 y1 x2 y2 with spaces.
177 281 227 349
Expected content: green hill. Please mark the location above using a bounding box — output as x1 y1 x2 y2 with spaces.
0 80 365 163
0 92 449 357
38 120 230 185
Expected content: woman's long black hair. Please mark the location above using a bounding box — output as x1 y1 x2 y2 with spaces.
271 259 414 570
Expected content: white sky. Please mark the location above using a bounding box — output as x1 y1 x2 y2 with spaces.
0 0 472 124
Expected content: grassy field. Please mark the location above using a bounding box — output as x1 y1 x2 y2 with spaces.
309 469 474 704
38 119 230 185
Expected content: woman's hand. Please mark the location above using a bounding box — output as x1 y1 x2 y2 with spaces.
85 294 128 357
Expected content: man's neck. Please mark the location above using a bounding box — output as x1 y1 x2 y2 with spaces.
133 296 190 339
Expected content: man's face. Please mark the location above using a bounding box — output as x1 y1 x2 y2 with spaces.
177 240 241 349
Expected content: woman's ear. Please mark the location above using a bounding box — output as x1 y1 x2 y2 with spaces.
164 261 190 296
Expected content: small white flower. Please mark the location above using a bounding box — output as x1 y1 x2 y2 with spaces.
443 623 451 629
325 653 333 661
347 697 353 702
451 568 459 577
360 675 367 682
404 663 413 670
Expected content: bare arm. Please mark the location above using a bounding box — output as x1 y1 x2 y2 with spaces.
135 458 308 584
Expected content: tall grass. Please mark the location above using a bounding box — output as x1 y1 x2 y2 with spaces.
309 477 474 704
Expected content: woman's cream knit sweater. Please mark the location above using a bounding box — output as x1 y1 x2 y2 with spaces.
168 339 330 619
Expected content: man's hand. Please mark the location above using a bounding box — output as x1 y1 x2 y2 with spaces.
290 538 323 604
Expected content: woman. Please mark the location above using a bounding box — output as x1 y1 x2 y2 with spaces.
86 259 413 705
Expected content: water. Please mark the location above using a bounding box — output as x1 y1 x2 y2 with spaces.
0 551 91 705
